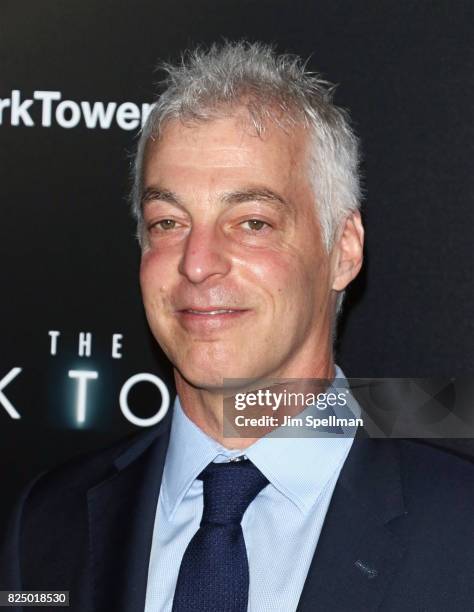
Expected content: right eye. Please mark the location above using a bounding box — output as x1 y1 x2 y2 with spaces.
150 219 178 231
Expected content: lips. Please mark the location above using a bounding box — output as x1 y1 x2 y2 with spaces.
180 308 244 315
175 306 250 331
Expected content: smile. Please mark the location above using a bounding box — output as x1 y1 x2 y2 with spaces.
176 308 250 331
184 309 242 315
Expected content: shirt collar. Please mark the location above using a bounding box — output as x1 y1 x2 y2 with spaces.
161 365 360 518
161 398 243 519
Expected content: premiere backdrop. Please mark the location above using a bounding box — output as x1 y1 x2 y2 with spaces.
1 1 473 531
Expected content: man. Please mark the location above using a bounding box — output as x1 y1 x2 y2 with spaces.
1 42 473 612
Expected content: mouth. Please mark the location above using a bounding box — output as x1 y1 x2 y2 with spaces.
175 307 250 330
179 308 245 315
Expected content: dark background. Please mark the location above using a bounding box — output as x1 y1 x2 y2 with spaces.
1 1 473 532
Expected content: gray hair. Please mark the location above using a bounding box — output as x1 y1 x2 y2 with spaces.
131 41 361 256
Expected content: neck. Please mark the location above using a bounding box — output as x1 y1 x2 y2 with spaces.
174 353 336 449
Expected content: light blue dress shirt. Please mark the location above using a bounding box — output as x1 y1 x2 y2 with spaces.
144 366 360 612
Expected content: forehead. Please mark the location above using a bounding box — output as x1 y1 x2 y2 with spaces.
143 113 310 186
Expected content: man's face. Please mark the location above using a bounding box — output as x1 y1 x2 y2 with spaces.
140 113 338 388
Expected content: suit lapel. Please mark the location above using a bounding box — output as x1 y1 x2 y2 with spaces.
87 418 171 612
297 436 407 612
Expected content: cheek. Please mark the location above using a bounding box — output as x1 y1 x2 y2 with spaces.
236 247 305 304
240 244 330 318
139 250 172 301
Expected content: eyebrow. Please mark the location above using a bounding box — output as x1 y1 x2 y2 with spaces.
141 187 181 208
221 187 288 208
141 185 288 210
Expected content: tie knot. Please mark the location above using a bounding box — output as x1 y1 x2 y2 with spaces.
199 459 269 526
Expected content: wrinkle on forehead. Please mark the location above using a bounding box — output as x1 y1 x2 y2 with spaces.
154 146 260 170
145 114 310 179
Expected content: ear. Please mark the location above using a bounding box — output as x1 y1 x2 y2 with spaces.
331 210 364 291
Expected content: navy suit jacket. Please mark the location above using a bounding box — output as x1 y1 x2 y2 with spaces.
1 412 474 612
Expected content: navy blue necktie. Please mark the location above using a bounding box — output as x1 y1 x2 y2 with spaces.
172 459 269 612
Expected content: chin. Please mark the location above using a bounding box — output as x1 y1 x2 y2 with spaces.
175 354 255 391
176 367 232 391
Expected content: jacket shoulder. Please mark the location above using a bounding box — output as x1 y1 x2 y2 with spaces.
25 423 168 512
398 439 474 493
396 439 474 529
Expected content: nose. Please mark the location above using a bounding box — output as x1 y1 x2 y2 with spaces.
178 223 231 284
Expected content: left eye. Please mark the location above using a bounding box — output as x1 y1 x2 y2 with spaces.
241 219 270 231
